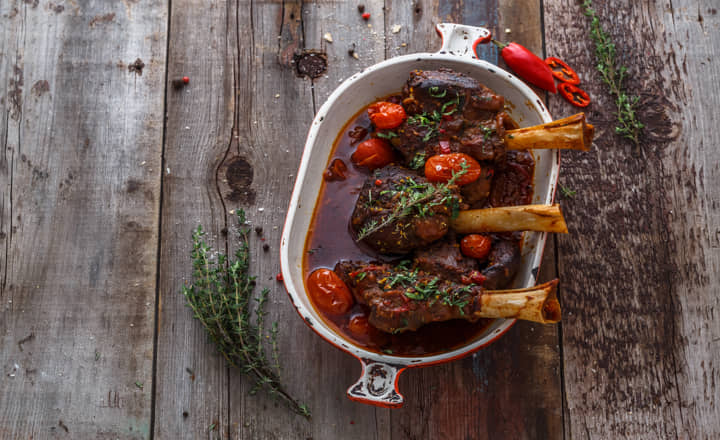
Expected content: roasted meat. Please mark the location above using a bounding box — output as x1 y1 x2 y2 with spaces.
335 260 485 333
334 237 521 333
489 150 534 207
401 68 504 118
383 69 508 169
460 165 494 207
413 240 478 283
350 166 462 254
479 239 521 290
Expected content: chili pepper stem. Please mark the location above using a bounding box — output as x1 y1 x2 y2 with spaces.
491 40 508 50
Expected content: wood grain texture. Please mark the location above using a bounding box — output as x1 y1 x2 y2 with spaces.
383 1 563 439
544 0 720 438
156 0 562 438
152 0 238 437
226 1 391 439
0 0 167 438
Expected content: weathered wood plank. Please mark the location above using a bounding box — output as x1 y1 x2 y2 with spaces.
152 0 239 438
381 1 563 439
545 0 720 437
0 0 167 438
225 1 390 439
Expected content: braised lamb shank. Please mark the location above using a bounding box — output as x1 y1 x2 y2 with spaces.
335 240 524 333
383 68 509 167
329 69 588 335
350 166 462 254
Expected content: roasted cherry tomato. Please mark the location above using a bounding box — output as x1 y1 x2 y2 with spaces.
460 234 492 260
351 138 395 170
424 153 481 185
307 269 354 315
348 315 371 337
367 101 406 129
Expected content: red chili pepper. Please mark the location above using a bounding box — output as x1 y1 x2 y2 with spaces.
276 273 284 282
545 57 580 85
374 179 383 186
558 83 591 107
493 40 557 93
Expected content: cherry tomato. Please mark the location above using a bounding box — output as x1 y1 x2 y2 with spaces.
460 234 492 260
424 153 481 185
351 138 395 170
367 101 406 129
307 269 354 315
348 315 371 337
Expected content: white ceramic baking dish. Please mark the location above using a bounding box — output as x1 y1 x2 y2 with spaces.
280 23 558 408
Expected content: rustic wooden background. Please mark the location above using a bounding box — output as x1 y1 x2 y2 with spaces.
1 0 717 438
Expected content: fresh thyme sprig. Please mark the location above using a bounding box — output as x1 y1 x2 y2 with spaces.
560 185 577 198
357 164 468 240
181 210 310 419
583 0 644 147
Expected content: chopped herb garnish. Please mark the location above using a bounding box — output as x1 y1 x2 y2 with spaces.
404 277 440 301
441 284 475 311
440 96 460 115
482 125 495 141
409 152 426 170
428 86 447 98
356 166 467 241
376 131 398 139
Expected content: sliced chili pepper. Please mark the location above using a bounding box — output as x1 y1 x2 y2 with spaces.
558 82 591 107
493 40 556 93
545 57 580 85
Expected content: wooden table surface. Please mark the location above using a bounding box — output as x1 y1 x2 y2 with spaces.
1 0 718 438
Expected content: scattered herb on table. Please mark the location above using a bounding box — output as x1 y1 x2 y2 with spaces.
135 381 144 390
560 185 577 198
583 0 644 146
181 210 310 419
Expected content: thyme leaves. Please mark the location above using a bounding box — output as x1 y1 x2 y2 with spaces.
428 86 447 98
356 165 467 241
583 0 644 147
376 130 398 139
181 210 310 419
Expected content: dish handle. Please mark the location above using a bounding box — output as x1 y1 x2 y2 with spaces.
347 358 406 408
435 23 492 58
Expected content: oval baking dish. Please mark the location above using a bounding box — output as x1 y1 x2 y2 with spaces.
281 23 558 408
